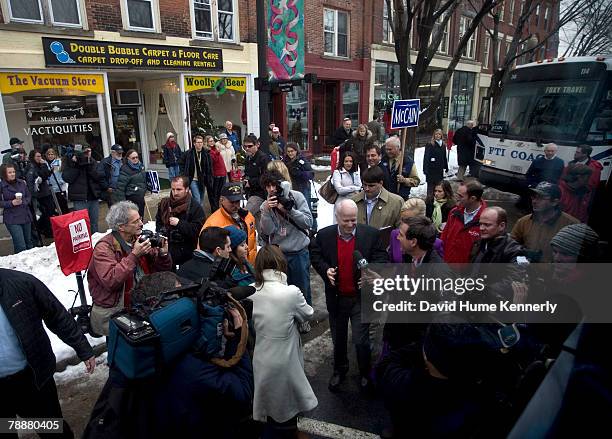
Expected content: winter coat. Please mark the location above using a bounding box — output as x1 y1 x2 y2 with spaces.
470 233 523 264
0 179 33 225
209 146 227 177
425 198 455 226
224 129 241 152
0 268 93 389
45 159 65 193
259 190 312 252
331 126 353 146
216 141 236 174
440 201 487 264
202 207 257 265
155 195 206 266
381 153 421 199
87 233 172 308
564 158 603 193
331 168 362 204
345 130 374 170
526 156 565 187
559 181 592 223
251 269 317 422
453 126 477 167
389 229 444 263
284 155 314 194
63 157 104 202
268 135 286 159
176 251 214 284
423 141 449 183
25 162 52 199
367 120 385 142
353 187 404 230
183 148 213 189
99 155 123 191
511 209 579 263
162 143 183 168
244 149 270 199
113 163 147 203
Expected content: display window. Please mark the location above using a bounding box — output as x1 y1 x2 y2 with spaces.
0 72 109 160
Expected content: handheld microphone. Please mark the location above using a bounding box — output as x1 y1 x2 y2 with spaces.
353 250 368 271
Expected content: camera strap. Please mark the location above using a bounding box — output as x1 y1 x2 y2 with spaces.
276 209 310 237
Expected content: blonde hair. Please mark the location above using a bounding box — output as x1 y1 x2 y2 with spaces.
401 198 426 216
431 129 444 143
267 160 292 186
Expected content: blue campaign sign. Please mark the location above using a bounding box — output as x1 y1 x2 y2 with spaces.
391 99 421 129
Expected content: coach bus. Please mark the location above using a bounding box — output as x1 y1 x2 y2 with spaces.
476 56 612 191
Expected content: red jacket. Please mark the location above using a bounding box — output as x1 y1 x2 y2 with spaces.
210 146 227 177
559 180 592 223
441 201 487 264
562 159 603 193
87 233 173 307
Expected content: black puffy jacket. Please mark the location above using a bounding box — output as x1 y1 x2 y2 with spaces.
25 162 52 199
0 268 93 389
62 157 104 202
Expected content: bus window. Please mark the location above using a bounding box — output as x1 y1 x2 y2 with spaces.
587 83 612 143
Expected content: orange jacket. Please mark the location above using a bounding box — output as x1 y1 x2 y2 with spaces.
201 207 257 265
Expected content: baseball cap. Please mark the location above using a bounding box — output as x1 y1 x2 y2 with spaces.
111 144 124 152
220 182 244 202
529 182 561 200
9 137 23 146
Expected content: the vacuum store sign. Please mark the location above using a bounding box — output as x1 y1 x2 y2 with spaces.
42 37 223 71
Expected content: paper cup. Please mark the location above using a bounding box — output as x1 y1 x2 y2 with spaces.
15 192 22 199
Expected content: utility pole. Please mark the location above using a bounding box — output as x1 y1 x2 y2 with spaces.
256 0 270 149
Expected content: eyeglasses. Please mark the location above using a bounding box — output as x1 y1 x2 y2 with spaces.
244 144 255 149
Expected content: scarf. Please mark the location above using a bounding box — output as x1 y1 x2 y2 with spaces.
159 193 191 226
165 140 177 149
128 160 143 172
431 198 446 231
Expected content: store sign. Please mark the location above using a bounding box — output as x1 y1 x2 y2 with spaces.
267 0 304 82
42 37 223 71
184 76 246 94
0 73 104 94
24 123 94 136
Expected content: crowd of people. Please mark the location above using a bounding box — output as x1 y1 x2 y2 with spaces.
1 117 610 438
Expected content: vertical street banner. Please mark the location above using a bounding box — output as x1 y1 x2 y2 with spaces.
267 0 304 82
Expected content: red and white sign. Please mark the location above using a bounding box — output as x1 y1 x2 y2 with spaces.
51 210 93 276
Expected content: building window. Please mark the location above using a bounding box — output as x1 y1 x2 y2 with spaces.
534 4 540 27
450 71 476 130
342 82 360 127
498 1 505 22
383 1 393 44
5 0 83 27
508 0 515 25
483 36 491 69
191 0 236 41
459 16 476 59
544 6 549 30
324 9 349 57
431 15 450 54
126 0 155 31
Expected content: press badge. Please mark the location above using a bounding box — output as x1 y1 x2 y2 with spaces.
279 225 287 237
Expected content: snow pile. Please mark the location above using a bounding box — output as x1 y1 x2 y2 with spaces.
0 221 156 364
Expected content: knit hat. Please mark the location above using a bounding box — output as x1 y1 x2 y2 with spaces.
224 226 246 250
550 223 599 258
166 132 175 141
219 133 228 140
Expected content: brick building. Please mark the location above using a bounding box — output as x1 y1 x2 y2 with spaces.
0 0 260 174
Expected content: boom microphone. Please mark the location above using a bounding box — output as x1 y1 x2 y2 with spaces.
353 250 368 271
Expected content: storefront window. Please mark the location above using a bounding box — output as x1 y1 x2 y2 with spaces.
286 84 308 150
185 75 247 145
374 61 400 119
419 69 445 132
449 71 476 131
342 82 360 127
0 72 109 160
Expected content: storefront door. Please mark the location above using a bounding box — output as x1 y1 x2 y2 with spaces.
311 81 338 154
112 108 142 157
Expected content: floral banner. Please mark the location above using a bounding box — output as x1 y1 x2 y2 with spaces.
267 0 304 82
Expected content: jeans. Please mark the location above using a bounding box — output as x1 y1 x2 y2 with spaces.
0 367 74 439
6 223 33 254
73 200 100 234
167 165 181 179
327 295 371 377
285 248 312 305
209 176 225 212
190 180 206 207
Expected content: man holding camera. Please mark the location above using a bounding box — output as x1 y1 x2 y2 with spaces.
2 138 28 179
155 176 206 267
177 226 232 283
260 170 313 306
88 201 172 335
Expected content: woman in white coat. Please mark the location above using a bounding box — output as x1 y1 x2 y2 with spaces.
331 151 361 223
216 133 236 180
250 245 317 437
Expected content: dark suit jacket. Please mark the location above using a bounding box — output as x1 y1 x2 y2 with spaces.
310 224 388 308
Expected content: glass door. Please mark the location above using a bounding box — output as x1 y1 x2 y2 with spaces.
112 108 142 157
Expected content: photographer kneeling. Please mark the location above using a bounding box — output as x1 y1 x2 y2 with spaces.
88 201 173 335
259 170 313 307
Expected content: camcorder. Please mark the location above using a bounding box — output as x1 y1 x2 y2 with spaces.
270 180 295 211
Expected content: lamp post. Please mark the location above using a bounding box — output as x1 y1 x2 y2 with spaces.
256 0 270 149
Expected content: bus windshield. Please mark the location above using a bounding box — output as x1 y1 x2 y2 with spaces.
492 80 600 142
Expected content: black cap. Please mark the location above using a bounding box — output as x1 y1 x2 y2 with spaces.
529 182 561 200
220 182 244 201
111 144 124 152
9 137 23 147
